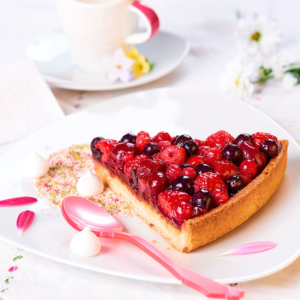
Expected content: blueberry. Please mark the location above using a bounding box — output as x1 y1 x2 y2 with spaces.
129 169 138 190
168 175 194 196
234 133 254 146
183 140 199 157
222 144 242 165
195 164 214 175
144 142 159 156
226 175 244 194
172 134 193 147
120 133 136 144
259 139 279 158
180 163 191 170
190 190 215 210
90 137 104 160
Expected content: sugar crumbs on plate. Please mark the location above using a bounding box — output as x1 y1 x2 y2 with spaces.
33 144 133 218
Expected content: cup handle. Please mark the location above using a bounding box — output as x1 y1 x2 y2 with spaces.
125 1 160 44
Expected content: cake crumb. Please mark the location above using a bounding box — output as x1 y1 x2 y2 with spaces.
167 247 171 252
152 239 157 244
149 223 154 227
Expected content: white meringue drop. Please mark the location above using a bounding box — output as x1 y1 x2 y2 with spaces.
76 171 104 197
23 151 49 179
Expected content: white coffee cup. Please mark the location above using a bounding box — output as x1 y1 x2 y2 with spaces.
56 0 159 74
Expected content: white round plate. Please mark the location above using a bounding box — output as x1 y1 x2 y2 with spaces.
26 30 189 91
0 88 299 285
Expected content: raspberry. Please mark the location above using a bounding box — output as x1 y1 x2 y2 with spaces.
195 172 227 193
158 141 172 152
252 132 278 148
162 146 186 165
136 135 151 151
194 139 204 148
204 148 222 166
173 202 193 222
166 165 182 181
153 152 165 165
154 131 172 142
124 154 149 178
123 152 134 163
205 130 234 149
212 190 230 205
239 160 257 177
213 160 238 181
236 170 252 186
185 155 205 168
198 146 210 156
182 167 197 180
95 139 118 163
158 191 191 219
137 131 150 139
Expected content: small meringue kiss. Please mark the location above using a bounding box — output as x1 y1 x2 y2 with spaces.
76 171 104 197
23 151 49 179
70 227 101 257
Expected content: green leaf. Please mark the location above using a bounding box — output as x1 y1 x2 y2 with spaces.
258 66 272 77
145 58 155 71
5 279 9 284
252 75 274 84
13 255 23 262
1 289 5 293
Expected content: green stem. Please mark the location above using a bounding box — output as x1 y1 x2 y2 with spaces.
252 75 274 84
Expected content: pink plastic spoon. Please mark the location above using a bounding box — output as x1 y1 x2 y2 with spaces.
0 197 37 207
61 196 244 300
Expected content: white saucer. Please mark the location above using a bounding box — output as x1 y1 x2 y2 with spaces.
26 30 189 91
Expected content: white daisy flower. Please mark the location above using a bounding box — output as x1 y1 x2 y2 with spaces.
282 73 297 90
219 60 254 101
236 14 280 60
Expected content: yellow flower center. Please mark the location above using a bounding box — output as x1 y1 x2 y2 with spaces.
116 64 121 69
251 31 261 42
236 76 240 86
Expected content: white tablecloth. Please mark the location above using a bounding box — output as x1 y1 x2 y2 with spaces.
1 0 300 299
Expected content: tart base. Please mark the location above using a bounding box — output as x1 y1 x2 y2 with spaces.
94 140 288 253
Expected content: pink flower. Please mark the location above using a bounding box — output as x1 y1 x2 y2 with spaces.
8 266 18 273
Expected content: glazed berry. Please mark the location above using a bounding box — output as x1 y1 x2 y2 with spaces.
195 164 214 175
129 169 138 190
226 175 244 194
145 171 168 199
198 146 210 156
153 152 165 165
183 140 199 157
144 142 159 156
124 154 149 178
158 141 171 152
166 165 182 181
204 147 222 166
234 133 254 146
138 178 147 194
122 152 134 163
92 149 102 161
238 141 267 172
172 134 193 147
252 132 278 148
222 144 242 165
205 130 234 149
195 172 227 193
158 191 191 219
95 139 118 163
212 190 230 205
259 139 279 158
182 167 197 180
236 170 252 186
213 160 238 181
180 163 191 170
173 202 193 222
162 146 186 165
194 139 204 148
185 155 205 168
168 175 195 196
91 137 104 152
192 206 208 217
136 131 151 151
155 131 172 142
120 133 136 144
137 159 165 180
190 189 214 210
239 160 257 177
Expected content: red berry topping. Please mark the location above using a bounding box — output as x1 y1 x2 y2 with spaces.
158 191 191 219
195 172 227 193
182 167 197 180
192 206 208 217
252 132 278 148
137 131 150 139
236 170 252 186
124 154 149 178
213 160 238 181
212 190 230 205
194 139 204 148
205 130 234 149
145 171 168 199
138 178 147 194
185 155 205 168
136 134 151 151
166 165 182 181
162 146 186 165
95 139 118 163
123 152 134 163
198 145 210 156
239 160 257 177
158 141 172 152
154 131 172 142
137 159 165 180
204 148 222 166
153 152 165 165
173 201 193 222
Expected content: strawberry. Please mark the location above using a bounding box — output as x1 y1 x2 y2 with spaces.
204 148 222 166
162 146 186 165
195 172 227 193
213 160 238 181
198 146 210 156
123 154 149 178
212 190 230 205
205 130 234 149
95 139 118 163
252 132 278 148
153 152 165 165
173 202 193 222
239 160 257 177
166 165 182 181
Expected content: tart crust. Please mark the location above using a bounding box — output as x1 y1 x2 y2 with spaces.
94 140 288 253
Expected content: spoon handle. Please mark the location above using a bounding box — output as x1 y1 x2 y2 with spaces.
110 232 244 299
0 197 37 207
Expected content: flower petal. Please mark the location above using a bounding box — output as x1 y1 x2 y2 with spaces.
107 68 120 83
121 57 135 70
217 241 277 257
17 210 35 237
119 70 133 83
114 48 126 65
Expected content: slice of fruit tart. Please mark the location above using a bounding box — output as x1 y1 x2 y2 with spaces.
91 130 288 253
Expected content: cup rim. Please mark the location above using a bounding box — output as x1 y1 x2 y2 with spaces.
68 0 129 7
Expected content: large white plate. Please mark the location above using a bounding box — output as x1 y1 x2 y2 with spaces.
0 88 299 285
26 30 189 91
